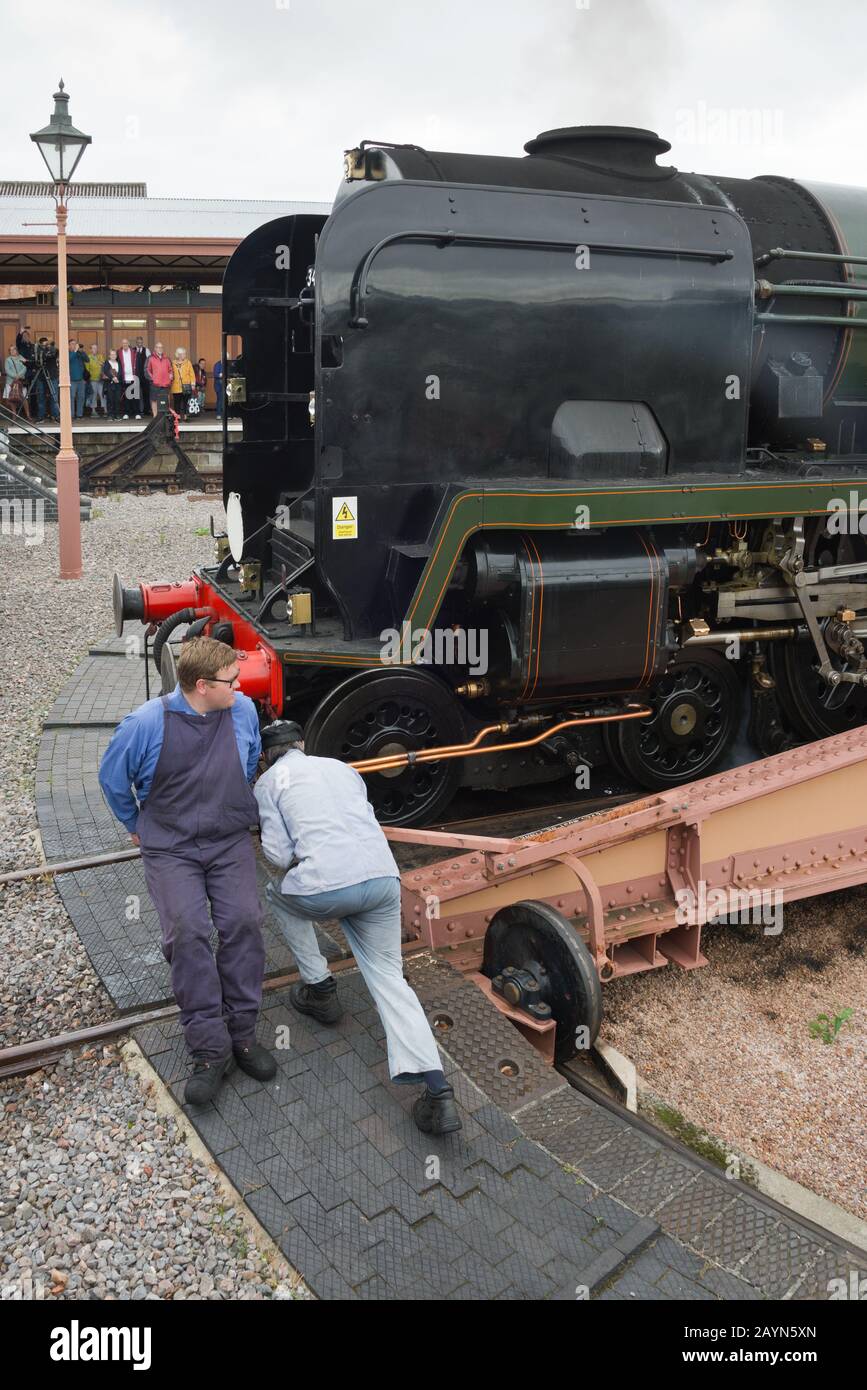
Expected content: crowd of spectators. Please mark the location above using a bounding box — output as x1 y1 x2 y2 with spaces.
3 326 223 424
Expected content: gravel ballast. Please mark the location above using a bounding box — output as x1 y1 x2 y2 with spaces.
0 1045 303 1300
603 887 867 1221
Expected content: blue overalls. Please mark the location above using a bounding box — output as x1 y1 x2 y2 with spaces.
137 696 264 1059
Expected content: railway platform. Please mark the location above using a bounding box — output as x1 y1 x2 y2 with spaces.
19 634 867 1301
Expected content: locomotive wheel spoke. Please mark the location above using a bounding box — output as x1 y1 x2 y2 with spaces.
304 669 466 826
611 649 742 789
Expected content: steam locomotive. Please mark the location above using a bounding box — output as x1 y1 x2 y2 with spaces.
113 125 867 824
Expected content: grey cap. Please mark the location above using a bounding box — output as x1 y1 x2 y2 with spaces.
261 719 304 752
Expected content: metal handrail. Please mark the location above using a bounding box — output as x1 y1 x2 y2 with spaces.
350 228 735 326
1 439 59 491
0 400 59 454
756 279 867 303
755 247 867 268
754 313 867 329
0 428 56 478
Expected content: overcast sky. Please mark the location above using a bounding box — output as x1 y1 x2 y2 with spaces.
2 0 865 203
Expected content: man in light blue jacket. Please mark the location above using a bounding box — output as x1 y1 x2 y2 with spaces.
255 720 462 1136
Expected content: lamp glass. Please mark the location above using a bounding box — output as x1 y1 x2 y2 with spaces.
32 132 89 185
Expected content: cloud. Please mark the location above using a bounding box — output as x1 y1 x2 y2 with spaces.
0 0 864 199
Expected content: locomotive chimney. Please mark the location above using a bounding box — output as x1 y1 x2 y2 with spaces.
523 125 676 180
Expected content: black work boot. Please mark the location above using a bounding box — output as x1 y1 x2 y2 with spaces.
413 1084 462 1135
184 1054 233 1106
290 978 344 1025
233 1041 277 1081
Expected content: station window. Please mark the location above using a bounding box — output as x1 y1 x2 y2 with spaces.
155 318 189 329
112 319 147 329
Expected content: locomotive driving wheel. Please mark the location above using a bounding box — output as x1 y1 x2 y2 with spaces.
481 901 603 1063
767 525 867 740
303 668 466 826
604 649 742 789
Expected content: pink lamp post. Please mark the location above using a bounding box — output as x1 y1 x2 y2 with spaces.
30 80 92 580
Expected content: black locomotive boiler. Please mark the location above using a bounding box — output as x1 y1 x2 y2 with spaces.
114 125 867 824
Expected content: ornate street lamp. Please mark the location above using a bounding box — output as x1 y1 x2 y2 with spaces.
30 80 92 580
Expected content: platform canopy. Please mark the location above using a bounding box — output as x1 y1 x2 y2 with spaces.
0 184 331 287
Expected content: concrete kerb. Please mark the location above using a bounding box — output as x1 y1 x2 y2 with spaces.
592 1042 637 1111
120 1037 311 1300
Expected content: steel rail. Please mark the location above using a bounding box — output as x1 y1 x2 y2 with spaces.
0 943 429 1081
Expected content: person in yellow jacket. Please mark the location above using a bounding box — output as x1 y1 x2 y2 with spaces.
85 344 105 417
171 348 197 419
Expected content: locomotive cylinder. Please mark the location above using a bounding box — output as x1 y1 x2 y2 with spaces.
466 531 699 699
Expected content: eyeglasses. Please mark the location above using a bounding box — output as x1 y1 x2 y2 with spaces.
206 671 240 686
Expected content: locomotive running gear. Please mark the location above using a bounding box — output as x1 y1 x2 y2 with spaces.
289 978 344 1025
185 1054 233 1106
98 685 260 832
255 748 399 895
413 1084 462 1136
265 876 442 1085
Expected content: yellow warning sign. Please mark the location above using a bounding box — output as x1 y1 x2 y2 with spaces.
332 495 358 539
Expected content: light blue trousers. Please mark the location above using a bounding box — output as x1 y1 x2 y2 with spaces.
265 876 442 1084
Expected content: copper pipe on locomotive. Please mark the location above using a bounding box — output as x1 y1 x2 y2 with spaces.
352 705 653 774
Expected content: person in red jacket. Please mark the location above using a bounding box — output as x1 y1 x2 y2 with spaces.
146 341 174 416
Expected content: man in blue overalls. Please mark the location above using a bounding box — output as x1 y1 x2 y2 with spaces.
99 637 276 1105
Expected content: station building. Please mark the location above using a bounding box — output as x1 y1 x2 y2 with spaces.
0 181 330 405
